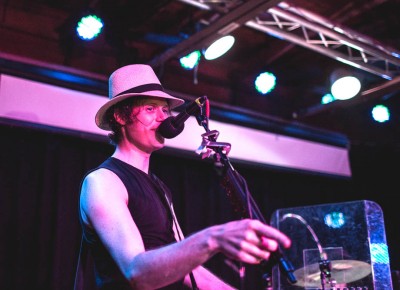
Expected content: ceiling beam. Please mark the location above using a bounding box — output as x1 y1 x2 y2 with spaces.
251 2 400 79
171 0 400 120
161 0 400 80
148 0 282 67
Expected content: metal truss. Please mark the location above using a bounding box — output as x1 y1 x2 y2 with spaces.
249 1 400 80
151 0 400 80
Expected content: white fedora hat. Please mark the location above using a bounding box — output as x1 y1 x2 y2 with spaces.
95 64 185 130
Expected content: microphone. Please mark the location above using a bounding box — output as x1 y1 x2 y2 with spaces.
158 96 207 139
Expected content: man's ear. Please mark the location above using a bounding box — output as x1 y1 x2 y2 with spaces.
113 110 126 126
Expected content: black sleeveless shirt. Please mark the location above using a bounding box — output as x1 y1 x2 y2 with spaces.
81 157 185 290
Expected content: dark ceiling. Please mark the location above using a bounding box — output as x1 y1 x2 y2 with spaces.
1 0 400 147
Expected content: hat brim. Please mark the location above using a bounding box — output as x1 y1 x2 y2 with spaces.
95 91 185 130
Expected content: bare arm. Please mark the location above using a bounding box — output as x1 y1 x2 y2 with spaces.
80 169 291 290
170 204 236 289
185 266 237 290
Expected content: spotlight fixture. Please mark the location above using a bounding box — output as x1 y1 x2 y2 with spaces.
321 93 335 104
371 104 390 123
203 35 235 60
330 70 361 100
180 50 201 70
255 72 276 94
76 14 104 41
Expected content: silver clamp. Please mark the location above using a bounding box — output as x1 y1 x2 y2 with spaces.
195 130 231 160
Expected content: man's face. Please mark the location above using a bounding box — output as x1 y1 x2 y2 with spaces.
124 97 170 153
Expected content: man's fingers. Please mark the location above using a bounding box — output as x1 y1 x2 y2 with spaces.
252 221 291 248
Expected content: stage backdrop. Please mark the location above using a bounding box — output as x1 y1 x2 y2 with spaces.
0 73 351 177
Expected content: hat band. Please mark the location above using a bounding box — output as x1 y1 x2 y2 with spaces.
114 83 164 98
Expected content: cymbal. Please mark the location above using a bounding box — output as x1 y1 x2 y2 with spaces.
293 260 371 288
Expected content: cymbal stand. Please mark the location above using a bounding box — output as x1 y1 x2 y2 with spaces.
281 213 338 289
319 258 335 289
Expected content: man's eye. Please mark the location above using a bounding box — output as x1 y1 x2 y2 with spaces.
146 106 155 111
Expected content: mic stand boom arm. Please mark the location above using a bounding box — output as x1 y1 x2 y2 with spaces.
195 115 297 288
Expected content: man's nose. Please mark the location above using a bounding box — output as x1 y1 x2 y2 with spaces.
157 109 168 121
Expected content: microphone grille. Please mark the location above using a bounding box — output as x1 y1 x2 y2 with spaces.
158 117 185 139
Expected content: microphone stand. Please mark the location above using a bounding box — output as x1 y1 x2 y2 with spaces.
194 110 297 289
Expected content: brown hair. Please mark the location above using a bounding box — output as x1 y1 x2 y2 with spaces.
105 97 171 145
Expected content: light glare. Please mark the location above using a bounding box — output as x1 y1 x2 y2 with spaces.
255 72 276 94
203 35 235 60
321 93 335 104
331 76 361 100
371 104 390 123
180 50 201 70
77 15 104 41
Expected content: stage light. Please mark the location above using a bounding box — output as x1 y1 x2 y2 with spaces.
331 76 361 100
76 14 104 41
321 93 335 104
180 50 201 70
330 69 361 100
255 72 276 94
203 35 235 60
371 104 390 123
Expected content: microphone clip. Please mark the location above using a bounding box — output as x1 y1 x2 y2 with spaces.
195 130 231 160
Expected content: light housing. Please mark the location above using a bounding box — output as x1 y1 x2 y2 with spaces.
180 50 201 70
203 35 235 60
330 70 361 100
371 104 390 123
321 93 335 104
76 14 104 41
255 72 276 94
